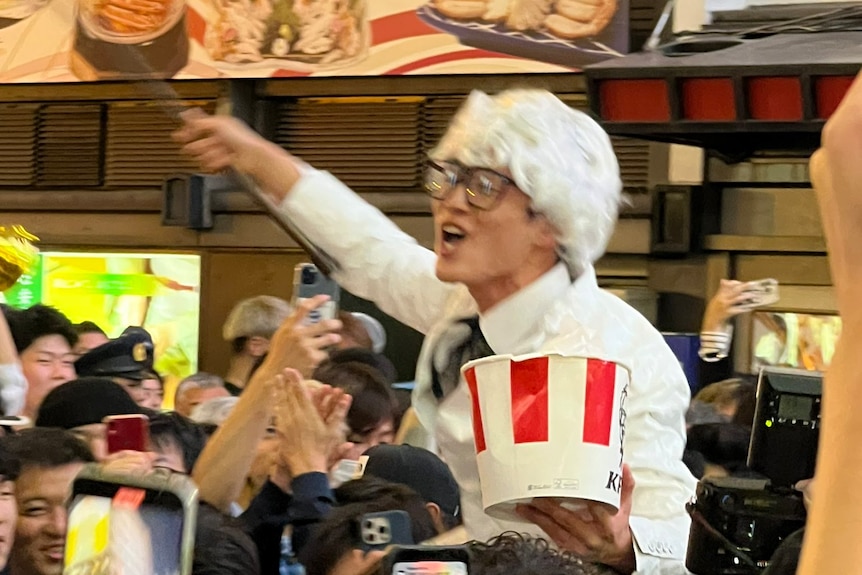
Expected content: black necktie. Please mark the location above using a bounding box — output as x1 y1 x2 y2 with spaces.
431 316 494 401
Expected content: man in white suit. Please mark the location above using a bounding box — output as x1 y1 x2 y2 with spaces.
176 90 697 574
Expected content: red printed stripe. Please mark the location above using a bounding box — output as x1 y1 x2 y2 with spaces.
370 11 439 45
464 367 486 453
510 357 550 445
383 49 527 76
582 359 616 446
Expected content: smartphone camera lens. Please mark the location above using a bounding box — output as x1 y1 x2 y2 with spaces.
302 266 317 285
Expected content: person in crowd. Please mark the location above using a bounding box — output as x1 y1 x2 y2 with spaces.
3 305 77 422
468 532 618 575
0 440 19 573
148 412 211 474
698 280 760 363
361 443 461 534
70 322 108 357
174 372 230 418
688 377 756 426
298 494 437 575
313 361 397 460
176 89 695 572
325 348 397 384
190 396 239 427
0 308 27 418
238 366 350 574
74 327 164 411
334 312 373 352
192 297 343 515
222 295 292 395
2 428 95 575
34 378 143 461
347 312 387 354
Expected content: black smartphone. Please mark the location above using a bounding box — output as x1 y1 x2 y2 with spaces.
357 510 414 552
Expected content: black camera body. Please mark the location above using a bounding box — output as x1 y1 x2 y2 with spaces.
686 368 820 574
686 477 806 575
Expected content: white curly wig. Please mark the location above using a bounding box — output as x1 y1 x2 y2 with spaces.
430 89 622 277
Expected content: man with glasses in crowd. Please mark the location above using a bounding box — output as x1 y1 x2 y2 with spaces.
175 89 696 574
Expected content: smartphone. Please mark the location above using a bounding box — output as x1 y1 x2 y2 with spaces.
65 464 198 575
738 278 780 311
105 414 149 454
384 546 470 575
357 510 414 552
293 263 340 324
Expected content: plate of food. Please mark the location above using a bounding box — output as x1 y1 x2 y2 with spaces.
416 0 628 69
202 0 370 70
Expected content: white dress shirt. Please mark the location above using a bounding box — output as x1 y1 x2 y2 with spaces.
280 170 697 574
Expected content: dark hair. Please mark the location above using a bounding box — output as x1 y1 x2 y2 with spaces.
334 477 438 542
327 347 398 384
0 427 94 470
5 304 77 353
313 361 396 436
0 444 20 481
231 336 248 356
148 412 210 474
468 532 606 575
337 311 374 351
247 352 267 381
732 379 757 427
73 321 107 337
192 502 260 575
299 482 437 575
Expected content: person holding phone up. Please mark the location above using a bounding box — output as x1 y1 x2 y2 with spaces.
175 90 696 574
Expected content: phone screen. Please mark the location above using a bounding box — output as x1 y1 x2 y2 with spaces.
64 489 184 575
391 562 468 575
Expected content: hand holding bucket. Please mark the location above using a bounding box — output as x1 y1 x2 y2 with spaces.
462 353 630 522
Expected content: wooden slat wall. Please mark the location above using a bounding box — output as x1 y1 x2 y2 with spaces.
0 104 37 186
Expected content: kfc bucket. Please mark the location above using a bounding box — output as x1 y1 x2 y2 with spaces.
462 353 630 522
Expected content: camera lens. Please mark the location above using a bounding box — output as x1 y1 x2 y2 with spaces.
302 266 317 285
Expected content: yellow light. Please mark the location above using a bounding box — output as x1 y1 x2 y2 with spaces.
765 420 773 428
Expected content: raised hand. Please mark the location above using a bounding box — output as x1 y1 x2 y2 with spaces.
257 295 343 381
702 279 752 333
272 368 352 478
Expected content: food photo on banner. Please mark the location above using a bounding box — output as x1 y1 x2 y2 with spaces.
0 0 629 81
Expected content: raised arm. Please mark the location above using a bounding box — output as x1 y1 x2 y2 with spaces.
192 297 341 512
175 113 456 335
0 307 26 416
798 70 862 575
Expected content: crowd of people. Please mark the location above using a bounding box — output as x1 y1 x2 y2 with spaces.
0 71 857 575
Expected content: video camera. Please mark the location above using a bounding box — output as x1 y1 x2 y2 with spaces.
685 367 820 574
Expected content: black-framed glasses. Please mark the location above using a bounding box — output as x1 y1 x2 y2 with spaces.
423 159 516 210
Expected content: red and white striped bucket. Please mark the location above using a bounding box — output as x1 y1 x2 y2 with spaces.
462 353 630 521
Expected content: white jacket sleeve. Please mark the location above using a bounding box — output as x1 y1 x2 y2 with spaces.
625 331 698 574
279 170 456 335
0 363 26 416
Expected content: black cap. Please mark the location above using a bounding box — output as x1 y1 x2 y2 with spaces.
35 377 143 429
75 327 158 381
362 444 461 519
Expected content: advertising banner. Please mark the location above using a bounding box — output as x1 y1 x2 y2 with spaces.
0 0 628 82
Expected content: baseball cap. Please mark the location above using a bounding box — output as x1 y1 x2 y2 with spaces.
35 377 143 429
362 444 460 519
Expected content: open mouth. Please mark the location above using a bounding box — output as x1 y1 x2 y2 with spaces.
442 224 467 245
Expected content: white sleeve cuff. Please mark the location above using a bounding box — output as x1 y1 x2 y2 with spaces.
0 363 27 416
698 325 734 362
